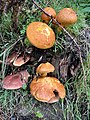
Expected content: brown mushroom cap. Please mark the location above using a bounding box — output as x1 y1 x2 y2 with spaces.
36 62 55 76
26 22 55 49
30 77 66 103
3 74 25 89
2 70 30 89
56 8 77 26
41 7 56 23
13 55 30 66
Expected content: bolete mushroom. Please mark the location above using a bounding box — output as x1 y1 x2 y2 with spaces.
30 77 66 103
2 70 30 89
26 22 55 49
41 7 56 23
36 62 55 76
13 55 30 66
56 8 77 27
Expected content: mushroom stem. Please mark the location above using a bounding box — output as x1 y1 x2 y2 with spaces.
32 0 86 86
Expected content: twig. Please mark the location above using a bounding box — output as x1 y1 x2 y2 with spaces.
32 0 86 84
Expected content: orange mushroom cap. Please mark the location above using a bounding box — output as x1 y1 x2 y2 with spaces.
56 8 77 26
41 7 56 23
36 62 55 76
30 77 66 103
26 22 55 49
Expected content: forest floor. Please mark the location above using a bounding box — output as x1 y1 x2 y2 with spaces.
0 0 90 120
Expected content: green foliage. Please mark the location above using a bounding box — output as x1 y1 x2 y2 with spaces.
24 38 31 47
22 84 27 90
81 7 90 13
35 111 43 118
0 12 12 33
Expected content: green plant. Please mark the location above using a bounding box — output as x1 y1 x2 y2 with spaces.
35 111 43 118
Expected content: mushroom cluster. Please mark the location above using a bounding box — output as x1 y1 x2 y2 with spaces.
2 6 78 104
41 7 77 31
30 62 66 103
26 7 77 49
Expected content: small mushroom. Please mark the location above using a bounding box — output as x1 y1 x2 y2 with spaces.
26 22 55 49
30 77 66 103
41 7 56 23
6 52 18 64
2 70 30 89
56 8 77 27
36 62 55 76
13 55 30 66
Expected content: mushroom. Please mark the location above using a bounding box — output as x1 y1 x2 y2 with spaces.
6 52 18 64
36 62 55 76
0 60 2 64
2 70 30 89
20 70 30 81
26 22 55 49
56 8 77 27
41 7 56 23
13 55 30 66
30 77 66 103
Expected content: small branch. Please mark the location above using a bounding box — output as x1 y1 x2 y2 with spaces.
32 0 86 83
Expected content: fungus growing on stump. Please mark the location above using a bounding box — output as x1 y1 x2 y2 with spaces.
30 77 66 103
36 62 55 76
26 22 55 49
41 7 56 23
56 8 77 27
